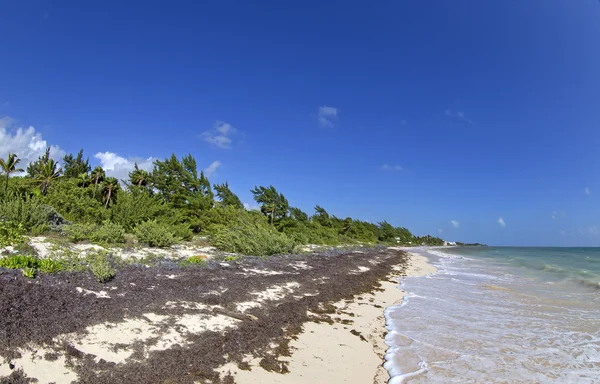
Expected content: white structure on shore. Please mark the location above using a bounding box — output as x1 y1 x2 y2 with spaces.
444 241 457 246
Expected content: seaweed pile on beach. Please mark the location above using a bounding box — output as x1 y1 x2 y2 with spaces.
0 247 408 384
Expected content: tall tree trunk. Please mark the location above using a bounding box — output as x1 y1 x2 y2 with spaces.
137 179 142 187
105 189 111 208
271 204 275 226
93 178 99 197
4 173 8 195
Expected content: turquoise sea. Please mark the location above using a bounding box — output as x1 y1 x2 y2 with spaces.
384 247 600 383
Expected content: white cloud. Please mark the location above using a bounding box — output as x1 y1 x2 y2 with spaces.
0 117 65 174
445 109 472 124
94 152 154 183
552 211 557 220
381 164 403 171
203 160 221 178
437 228 444 234
559 230 566 236
451 220 459 228
497 217 506 228
585 187 590 195
318 106 338 127
588 226 600 237
201 121 236 149
243 202 260 211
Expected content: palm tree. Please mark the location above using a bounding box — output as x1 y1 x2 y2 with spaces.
91 166 105 197
37 158 62 195
78 172 90 187
0 153 25 194
129 163 149 187
101 177 119 208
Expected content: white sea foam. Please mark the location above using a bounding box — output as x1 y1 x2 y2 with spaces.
384 249 600 383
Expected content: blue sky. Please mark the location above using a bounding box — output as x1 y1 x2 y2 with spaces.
1 1 599 246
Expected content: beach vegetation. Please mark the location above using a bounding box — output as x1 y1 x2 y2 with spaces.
1 150 446 258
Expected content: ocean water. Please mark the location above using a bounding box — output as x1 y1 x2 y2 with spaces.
384 247 600 383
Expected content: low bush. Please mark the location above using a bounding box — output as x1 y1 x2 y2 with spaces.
0 194 48 231
89 221 125 244
85 250 115 283
63 221 125 244
134 220 177 247
0 221 25 247
211 220 296 256
181 255 207 266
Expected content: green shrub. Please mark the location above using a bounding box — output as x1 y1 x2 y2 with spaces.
89 221 125 244
85 250 115 283
38 259 64 273
0 194 48 231
63 222 125 244
182 255 207 266
110 189 169 231
0 221 26 247
30 224 51 236
167 223 193 241
134 220 177 247
63 223 96 242
211 221 296 256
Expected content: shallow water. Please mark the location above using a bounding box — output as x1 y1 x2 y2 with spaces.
384 247 600 383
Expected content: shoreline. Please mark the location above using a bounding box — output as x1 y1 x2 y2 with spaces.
220 249 437 384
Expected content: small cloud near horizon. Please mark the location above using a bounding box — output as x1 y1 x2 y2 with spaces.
437 228 444 234
201 121 236 149
497 217 506 228
445 109 472 124
585 187 591 195
451 220 459 228
318 106 338 127
381 164 403 171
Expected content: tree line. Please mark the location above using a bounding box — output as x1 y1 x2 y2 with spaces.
0 149 445 254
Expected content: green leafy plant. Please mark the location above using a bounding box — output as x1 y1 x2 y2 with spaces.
85 250 115 283
181 255 207 266
134 220 177 247
22 267 36 279
0 221 26 247
223 255 241 262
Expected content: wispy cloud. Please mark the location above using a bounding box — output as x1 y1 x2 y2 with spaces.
318 106 338 127
0 117 65 173
497 217 506 228
203 160 221 177
585 187 591 195
552 211 557 220
451 220 459 228
381 164 403 172
588 226 600 237
437 228 444 234
201 121 236 149
445 109 472 124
